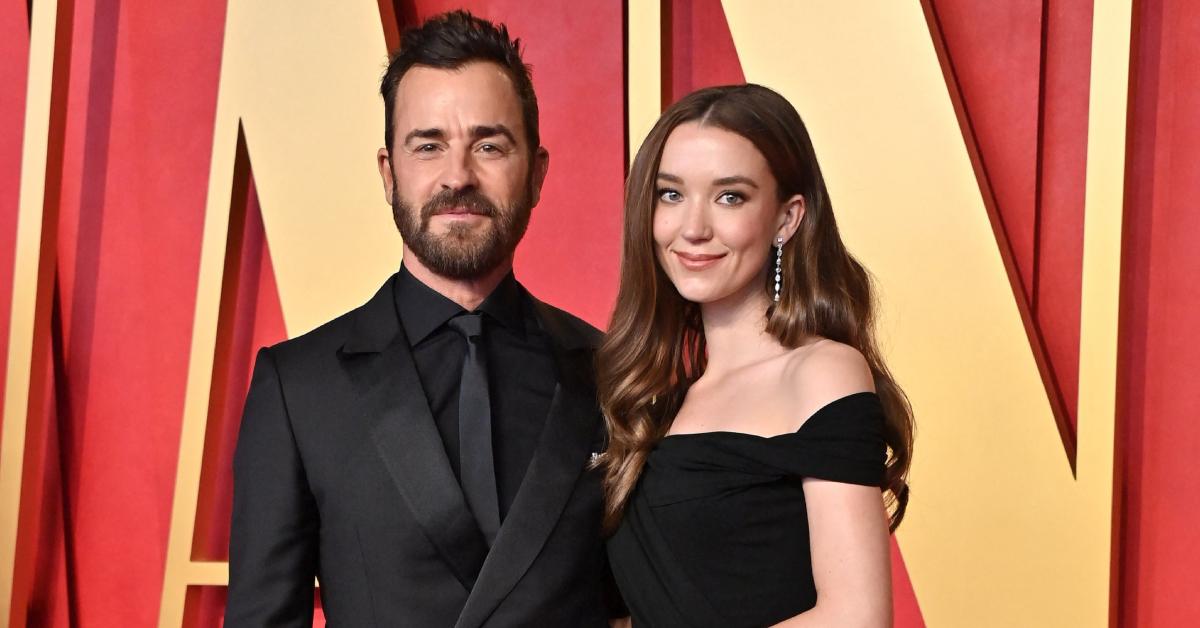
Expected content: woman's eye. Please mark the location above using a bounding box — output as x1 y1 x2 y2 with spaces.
717 191 744 205
658 189 682 203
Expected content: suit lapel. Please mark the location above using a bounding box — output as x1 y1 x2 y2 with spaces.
455 301 601 628
342 275 488 592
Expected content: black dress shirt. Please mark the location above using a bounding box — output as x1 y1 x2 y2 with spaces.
394 265 558 521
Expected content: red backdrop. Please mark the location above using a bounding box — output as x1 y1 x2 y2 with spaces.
2 1 1197 626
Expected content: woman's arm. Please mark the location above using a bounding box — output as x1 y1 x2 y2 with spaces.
770 480 893 627
772 341 893 627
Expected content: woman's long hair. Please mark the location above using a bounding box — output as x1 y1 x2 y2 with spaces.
597 84 913 533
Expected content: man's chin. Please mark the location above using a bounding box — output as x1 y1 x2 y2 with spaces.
428 212 492 229
426 217 496 242
406 235 509 279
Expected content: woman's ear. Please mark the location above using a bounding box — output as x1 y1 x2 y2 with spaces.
776 194 806 244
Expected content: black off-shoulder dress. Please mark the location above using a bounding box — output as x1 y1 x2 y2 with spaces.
606 392 887 628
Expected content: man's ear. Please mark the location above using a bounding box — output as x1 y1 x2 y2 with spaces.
530 146 550 206
377 147 395 204
776 193 806 244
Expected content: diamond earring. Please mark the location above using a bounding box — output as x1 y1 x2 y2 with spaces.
773 236 784 303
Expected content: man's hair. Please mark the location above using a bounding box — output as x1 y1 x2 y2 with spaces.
380 10 539 155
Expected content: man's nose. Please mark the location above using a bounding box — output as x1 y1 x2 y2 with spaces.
439 146 479 191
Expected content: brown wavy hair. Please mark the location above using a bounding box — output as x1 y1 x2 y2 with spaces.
597 84 913 533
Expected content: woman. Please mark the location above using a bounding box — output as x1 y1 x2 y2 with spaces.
599 84 913 627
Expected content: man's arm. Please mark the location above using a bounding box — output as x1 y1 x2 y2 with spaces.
225 348 319 627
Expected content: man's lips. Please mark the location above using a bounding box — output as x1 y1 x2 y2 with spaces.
673 250 726 270
432 206 490 217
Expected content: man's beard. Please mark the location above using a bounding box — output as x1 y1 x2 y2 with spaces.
391 184 533 280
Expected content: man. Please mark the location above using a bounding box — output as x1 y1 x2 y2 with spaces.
225 11 613 627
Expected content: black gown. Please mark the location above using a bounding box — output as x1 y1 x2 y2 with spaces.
607 392 887 628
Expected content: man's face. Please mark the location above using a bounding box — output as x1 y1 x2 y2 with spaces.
378 61 548 279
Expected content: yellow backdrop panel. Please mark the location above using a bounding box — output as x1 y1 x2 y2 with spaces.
159 2 396 625
722 1 1124 626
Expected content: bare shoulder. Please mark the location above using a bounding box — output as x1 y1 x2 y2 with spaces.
791 339 874 389
782 339 875 427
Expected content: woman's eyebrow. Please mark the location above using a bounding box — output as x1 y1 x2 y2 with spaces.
712 175 758 188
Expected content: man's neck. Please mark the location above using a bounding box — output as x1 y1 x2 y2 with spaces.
402 249 514 312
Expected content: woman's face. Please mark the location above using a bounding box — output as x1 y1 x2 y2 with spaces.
652 122 795 307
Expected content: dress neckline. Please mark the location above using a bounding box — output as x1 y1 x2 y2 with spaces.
660 390 879 442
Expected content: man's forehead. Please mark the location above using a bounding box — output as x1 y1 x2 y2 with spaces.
393 62 525 140
395 62 520 109
404 60 513 81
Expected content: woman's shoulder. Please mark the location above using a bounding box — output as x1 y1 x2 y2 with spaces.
781 338 876 430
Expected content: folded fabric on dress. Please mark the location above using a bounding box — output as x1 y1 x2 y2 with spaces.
607 392 887 628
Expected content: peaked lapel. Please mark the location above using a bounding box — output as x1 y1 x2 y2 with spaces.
455 300 601 628
340 275 489 592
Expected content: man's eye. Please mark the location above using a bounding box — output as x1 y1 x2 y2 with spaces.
478 143 501 153
415 144 439 152
657 189 682 203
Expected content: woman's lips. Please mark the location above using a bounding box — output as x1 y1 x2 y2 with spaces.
673 250 726 270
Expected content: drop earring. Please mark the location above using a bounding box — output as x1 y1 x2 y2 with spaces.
773 236 784 303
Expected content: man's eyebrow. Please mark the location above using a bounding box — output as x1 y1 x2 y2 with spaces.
403 128 445 145
471 124 517 144
402 125 518 146
712 175 759 189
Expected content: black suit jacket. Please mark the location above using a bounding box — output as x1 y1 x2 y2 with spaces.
226 274 610 627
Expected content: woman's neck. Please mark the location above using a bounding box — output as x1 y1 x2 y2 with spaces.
699 281 785 377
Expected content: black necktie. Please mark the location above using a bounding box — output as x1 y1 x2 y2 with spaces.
447 313 501 544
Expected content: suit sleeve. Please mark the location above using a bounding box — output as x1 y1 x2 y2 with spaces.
225 348 318 627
